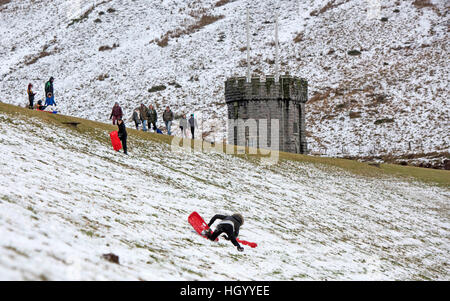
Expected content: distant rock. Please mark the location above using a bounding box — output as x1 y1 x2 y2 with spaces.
148 85 167 93
102 253 119 264
374 118 394 125
347 49 361 56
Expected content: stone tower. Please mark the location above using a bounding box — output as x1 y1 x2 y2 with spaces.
225 75 308 154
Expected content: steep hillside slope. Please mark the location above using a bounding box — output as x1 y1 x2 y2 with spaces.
0 103 449 280
0 0 449 162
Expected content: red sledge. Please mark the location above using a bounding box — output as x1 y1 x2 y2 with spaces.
188 211 218 241
110 131 122 151
188 212 257 248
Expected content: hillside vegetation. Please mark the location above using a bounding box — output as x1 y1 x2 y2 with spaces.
0 0 448 165
0 102 449 280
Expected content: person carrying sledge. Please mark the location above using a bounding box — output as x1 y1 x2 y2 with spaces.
202 213 245 252
117 118 128 155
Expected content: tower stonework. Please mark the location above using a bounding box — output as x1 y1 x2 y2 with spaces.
225 74 308 154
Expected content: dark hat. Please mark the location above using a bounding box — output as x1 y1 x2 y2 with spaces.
232 213 244 226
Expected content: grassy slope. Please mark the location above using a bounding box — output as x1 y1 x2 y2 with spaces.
1 101 448 188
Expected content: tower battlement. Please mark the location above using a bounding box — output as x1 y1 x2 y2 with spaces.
225 74 308 103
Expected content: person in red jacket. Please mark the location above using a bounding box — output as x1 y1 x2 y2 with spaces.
109 102 123 125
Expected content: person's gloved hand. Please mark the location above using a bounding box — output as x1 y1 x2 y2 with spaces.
237 246 244 252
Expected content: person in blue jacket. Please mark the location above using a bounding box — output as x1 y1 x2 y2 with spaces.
44 77 55 106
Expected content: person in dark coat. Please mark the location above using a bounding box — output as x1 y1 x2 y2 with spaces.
147 104 157 132
203 213 245 252
162 106 174 135
188 114 198 139
44 77 55 106
139 104 149 131
117 118 128 155
110 102 123 125
132 109 140 130
27 83 36 109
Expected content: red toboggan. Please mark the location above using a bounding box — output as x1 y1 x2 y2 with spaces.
110 131 122 151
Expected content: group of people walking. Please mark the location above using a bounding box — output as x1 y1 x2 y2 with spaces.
110 102 198 139
27 77 56 110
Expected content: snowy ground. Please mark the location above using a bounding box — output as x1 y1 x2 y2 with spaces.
0 111 448 280
0 0 449 160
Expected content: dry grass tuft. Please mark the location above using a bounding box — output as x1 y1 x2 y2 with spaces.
151 14 225 47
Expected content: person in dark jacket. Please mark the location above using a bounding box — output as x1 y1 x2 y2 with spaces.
44 77 55 106
138 104 149 131
110 102 123 125
147 104 157 132
162 106 174 135
27 83 36 109
36 100 46 111
188 114 198 139
132 109 140 130
117 118 128 155
203 213 245 252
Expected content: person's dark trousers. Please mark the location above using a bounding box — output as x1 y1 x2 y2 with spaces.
120 136 128 154
150 121 157 131
208 224 240 247
191 127 195 139
134 122 139 130
29 100 33 109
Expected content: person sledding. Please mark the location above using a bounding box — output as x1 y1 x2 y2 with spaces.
202 213 245 252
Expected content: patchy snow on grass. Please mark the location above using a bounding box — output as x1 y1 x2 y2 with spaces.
0 0 448 160
0 112 448 280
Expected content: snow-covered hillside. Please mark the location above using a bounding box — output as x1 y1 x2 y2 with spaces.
0 107 449 280
0 0 449 162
